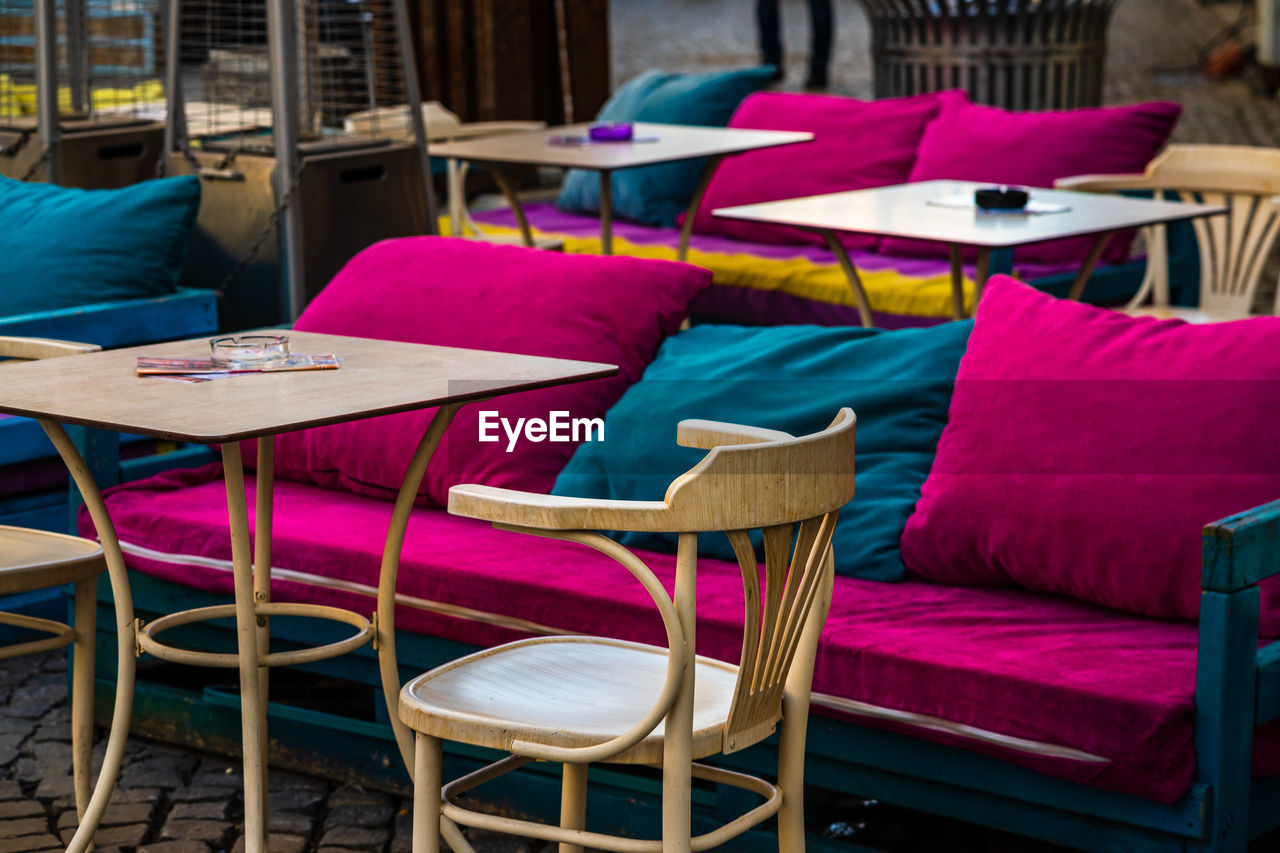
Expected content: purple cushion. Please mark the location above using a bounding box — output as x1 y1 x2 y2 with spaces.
686 90 967 251
880 100 1181 264
263 237 710 506
86 463 1280 804
900 276 1280 633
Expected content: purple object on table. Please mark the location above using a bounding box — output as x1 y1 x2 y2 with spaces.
589 122 634 141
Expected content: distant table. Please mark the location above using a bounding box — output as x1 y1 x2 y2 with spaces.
430 122 813 257
712 179 1227 324
0 331 616 853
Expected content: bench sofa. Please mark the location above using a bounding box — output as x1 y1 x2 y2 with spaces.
80 238 1280 852
475 88 1200 328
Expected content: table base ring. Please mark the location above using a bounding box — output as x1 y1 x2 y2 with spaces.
138 602 373 668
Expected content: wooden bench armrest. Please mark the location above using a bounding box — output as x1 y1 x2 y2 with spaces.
1201 497 1280 593
675 419 792 450
0 336 100 360
448 484 669 532
1054 173 1154 193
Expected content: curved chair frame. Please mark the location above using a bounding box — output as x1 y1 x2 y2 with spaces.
399 409 856 853
1057 144 1280 319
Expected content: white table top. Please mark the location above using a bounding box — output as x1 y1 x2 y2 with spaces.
712 180 1227 249
428 122 813 170
0 331 617 444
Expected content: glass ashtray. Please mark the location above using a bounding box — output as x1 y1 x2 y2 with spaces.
210 334 289 368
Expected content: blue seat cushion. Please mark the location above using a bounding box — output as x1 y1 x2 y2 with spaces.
0 174 201 316
552 320 972 581
555 66 776 228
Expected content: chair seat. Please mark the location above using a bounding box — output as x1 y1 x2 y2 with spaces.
399 636 744 765
1127 305 1246 324
0 524 105 596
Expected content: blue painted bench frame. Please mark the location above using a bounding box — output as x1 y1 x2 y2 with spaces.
85 495 1280 852
0 288 219 532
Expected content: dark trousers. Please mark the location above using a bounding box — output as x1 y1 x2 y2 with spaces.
757 0 834 84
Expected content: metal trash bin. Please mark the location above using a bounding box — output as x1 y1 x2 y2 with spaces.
856 0 1122 111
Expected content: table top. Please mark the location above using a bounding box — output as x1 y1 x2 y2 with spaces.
0 331 618 443
428 122 813 170
712 180 1228 248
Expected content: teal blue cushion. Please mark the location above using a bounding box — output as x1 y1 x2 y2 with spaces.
552 321 972 581
0 175 201 317
556 66 776 228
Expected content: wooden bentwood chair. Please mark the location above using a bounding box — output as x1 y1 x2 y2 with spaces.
1056 144 1280 321
399 409 856 853
0 336 106 822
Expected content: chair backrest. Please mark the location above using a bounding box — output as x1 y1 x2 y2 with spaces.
668 409 855 753
448 408 856 761
1064 145 1280 316
0 336 100 363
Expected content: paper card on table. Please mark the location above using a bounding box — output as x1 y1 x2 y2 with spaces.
137 354 342 375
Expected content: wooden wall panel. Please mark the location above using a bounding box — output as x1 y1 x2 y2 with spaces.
407 0 608 124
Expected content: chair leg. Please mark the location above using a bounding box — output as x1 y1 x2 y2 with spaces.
70 576 97 822
412 733 443 853
559 762 588 853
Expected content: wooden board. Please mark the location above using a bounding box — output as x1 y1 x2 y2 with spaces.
0 330 617 443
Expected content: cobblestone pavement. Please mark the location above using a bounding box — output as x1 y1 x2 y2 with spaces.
4 3 1280 852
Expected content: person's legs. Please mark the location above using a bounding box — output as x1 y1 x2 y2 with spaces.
806 0 834 89
757 0 784 81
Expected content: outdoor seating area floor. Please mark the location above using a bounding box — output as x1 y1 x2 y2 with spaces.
0 650 1277 853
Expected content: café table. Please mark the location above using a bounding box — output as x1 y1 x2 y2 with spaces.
712 179 1228 324
0 330 616 853
428 121 812 258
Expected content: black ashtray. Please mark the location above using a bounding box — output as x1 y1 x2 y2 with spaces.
974 186 1029 211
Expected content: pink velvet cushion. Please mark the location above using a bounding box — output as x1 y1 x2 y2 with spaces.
685 90 967 250
266 236 710 505
880 99 1181 264
86 464 1280 804
900 276 1280 634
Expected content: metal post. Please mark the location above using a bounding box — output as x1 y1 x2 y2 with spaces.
1260 0 1280 68
267 0 307 320
161 0 186 169
33 0 60 184
390 0 439 234
65 0 88 113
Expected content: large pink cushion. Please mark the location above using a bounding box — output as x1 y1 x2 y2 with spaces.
685 90 967 251
86 463 1280 805
261 237 710 505
880 99 1181 264
901 276 1280 633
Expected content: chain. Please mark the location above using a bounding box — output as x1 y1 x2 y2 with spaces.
212 154 306 296
20 127 62 182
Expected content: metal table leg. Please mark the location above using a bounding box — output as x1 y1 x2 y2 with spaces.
487 166 535 248
1067 231 1115 301
973 247 993 310
376 404 462 772
821 230 874 328
948 245 966 320
598 170 614 255
677 155 725 262
221 441 269 852
40 422 137 853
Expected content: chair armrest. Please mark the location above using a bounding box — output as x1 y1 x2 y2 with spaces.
448 484 668 532
1054 173 1153 192
0 336 100 360
676 419 792 450
1202 497 1280 593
